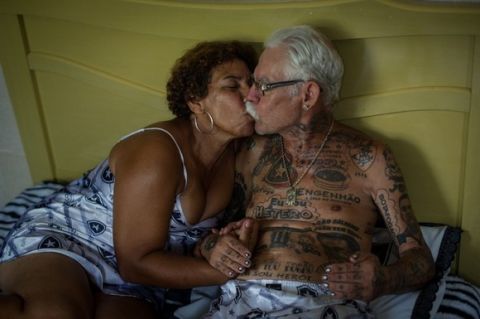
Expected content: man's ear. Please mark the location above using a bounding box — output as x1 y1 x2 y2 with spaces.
302 81 321 111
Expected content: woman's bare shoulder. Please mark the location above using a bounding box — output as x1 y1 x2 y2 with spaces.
109 122 187 176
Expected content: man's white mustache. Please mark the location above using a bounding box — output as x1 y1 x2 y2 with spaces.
245 101 259 121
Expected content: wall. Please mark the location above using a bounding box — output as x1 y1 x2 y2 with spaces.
0 65 32 207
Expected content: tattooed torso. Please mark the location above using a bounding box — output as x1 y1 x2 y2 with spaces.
236 122 400 283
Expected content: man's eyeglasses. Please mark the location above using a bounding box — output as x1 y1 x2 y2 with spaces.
253 79 304 96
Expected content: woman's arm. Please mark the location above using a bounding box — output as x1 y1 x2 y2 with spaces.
110 132 238 288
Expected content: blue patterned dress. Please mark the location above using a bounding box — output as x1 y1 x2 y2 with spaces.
0 128 223 309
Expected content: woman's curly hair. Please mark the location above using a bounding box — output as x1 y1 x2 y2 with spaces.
166 41 257 117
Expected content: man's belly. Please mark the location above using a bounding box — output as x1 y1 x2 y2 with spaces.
238 220 368 283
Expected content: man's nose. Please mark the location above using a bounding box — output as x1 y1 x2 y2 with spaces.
246 85 260 103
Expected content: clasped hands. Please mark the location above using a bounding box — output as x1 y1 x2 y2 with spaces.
195 218 385 302
194 218 259 279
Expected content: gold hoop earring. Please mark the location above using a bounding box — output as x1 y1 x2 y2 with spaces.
194 111 215 134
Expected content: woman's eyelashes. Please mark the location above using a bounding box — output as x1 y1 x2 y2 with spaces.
222 80 241 90
222 77 251 91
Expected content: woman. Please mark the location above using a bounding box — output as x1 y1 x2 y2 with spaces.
0 41 257 318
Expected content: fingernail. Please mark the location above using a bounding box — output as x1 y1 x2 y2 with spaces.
245 260 251 267
245 252 251 258
322 283 329 288
238 267 244 272
330 292 335 296
228 271 234 277
322 275 328 281
325 267 331 273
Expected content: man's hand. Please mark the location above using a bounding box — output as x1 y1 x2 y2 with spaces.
322 252 385 302
196 219 258 278
223 218 259 252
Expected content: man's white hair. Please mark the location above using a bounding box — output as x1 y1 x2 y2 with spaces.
265 25 344 107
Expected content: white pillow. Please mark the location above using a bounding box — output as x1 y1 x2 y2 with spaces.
370 224 462 319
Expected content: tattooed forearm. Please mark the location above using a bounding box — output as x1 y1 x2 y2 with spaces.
375 189 423 246
380 247 434 295
375 189 398 240
396 194 422 245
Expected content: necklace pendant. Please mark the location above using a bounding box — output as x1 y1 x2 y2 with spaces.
286 187 297 206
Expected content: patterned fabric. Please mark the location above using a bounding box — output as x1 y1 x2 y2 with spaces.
435 276 480 319
0 127 223 310
0 182 64 248
203 279 373 319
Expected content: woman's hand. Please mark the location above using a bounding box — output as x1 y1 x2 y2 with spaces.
197 218 259 278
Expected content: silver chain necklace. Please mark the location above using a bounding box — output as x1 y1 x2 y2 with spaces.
280 120 334 206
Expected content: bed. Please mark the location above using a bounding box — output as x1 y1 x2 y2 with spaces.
0 0 479 318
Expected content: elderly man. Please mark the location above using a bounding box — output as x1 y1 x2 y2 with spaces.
201 25 434 318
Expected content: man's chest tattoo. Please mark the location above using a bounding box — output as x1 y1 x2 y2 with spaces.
251 196 314 221
264 156 290 186
250 191 362 221
313 148 351 191
258 133 377 193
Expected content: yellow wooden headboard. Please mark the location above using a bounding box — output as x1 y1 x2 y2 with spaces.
1 0 479 284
